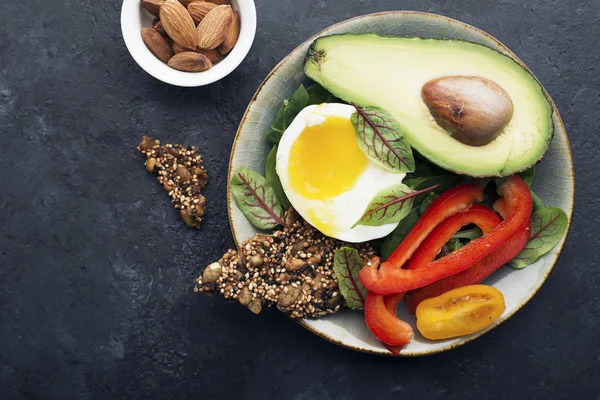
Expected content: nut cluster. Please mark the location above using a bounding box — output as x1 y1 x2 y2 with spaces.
138 136 208 228
141 0 241 72
195 209 375 318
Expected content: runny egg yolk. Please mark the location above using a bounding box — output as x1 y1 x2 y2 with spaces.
288 116 368 200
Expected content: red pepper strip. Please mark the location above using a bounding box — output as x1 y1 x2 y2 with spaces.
365 291 414 347
361 176 532 294
405 220 530 314
403 204 502 271
382 342 402 356
384 292 406 314
364 260 408 353
385 184 484 268
493 198 508 217
380 292 409 353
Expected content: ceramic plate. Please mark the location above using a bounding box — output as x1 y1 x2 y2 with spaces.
227 12 574 356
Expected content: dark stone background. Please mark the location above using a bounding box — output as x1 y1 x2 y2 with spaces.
1 0 598 399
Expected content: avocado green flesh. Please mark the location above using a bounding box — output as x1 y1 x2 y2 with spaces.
304 34 553 177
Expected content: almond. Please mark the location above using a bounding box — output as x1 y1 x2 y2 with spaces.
187 1 217 24
168 52 212 71
141 0 164 17
207 0 230 4
152 18 167 35
160 0 198 50
196 48 223 64
172 42 188 54
141 28 173 63
218 10 239 54
177 0 196 6
171 43 223 63
196 5 232 49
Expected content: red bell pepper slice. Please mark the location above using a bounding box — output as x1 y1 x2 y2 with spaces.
405 220 530 313
360 176 532 294
365 291 413 347
384 184 484 268
403 204 502 271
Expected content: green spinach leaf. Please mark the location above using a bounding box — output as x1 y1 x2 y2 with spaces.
509 207 568 269
405 174 461 206
419 192 438 215
520 166 536 187
306 83 340 104
531 189 545 212
380 208 420 260
265 85 310 144
440 238 464 257
265 145 290 210
452 227 483 240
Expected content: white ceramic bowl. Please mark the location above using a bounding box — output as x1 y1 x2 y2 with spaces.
228 12 574 356
121 0 256 87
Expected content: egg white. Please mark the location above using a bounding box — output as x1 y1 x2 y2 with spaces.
276 103 406 243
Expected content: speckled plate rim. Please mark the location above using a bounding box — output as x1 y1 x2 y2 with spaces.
226 11 575 356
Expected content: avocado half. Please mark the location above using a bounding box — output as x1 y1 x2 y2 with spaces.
304 34 554 177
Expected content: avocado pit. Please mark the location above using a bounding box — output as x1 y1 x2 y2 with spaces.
421 76 514 146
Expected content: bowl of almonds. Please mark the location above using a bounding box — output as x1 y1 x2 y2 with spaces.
121 0 256 86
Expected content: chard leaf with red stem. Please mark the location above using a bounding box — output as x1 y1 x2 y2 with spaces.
333 247 367 310
351 104 415 173
509 207 568 269
355 183 439 227
231 167 286 230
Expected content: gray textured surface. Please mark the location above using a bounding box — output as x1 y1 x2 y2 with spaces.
0 0 598 399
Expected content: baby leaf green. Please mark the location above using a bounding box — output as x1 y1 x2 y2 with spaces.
265 145 290 210
333 247 368 310
520 166 536 187
508 207 568 269
405 175 460 206
306 83 340 104
355 183 438 227
452 227 483 240
440 238 464 257
531 190 545 212
351 105 415 173
380 208 420 260
266 85 310 144
231 167 286 230
419 192 438 215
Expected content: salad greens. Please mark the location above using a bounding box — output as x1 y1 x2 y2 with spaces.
452 227 483 241
306 83 340 104
354 183 438 227
520 166 536 187
333 247 368 310
509 207 568 269
266 83 340 144
266 85 310 144
380 208 420 260
265 145 290 210
231 167 286 230
419 192 438 215
351 105 415 173
440 238 465 257
405 175 461 199
531 190 545 212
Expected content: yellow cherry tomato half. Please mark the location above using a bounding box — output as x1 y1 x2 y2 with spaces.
416 284 505 340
